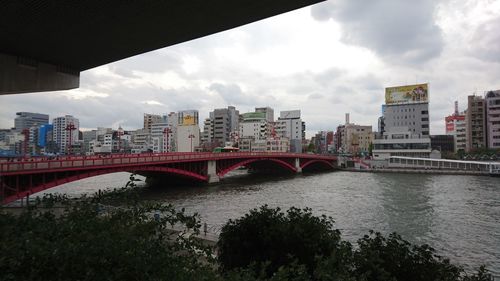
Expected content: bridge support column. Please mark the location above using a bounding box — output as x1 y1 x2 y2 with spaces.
295 158 302 173
207 160 219 183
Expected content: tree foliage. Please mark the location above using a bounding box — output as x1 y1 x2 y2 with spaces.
217 206 494 281
217 205 350 277
0 177 217 281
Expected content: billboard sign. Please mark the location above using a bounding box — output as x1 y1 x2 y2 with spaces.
182 115 196 126
385 83 428 104
242 112 266 120
178 110 198 126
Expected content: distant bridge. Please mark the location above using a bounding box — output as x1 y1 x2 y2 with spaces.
0 152 337 204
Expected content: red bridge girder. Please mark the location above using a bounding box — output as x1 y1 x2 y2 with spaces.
0 152 337 205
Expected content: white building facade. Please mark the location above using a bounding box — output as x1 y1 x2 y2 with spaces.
485 90 500 149
373 84 432 160
275 110 305 153
52 115 80 154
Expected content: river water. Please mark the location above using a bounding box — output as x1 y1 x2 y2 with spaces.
39 170 500 277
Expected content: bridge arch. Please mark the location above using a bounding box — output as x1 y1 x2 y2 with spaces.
2 166 207 204
300 159 335 171
218 158 297 177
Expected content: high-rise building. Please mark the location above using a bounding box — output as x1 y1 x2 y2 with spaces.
151 122 173 153
465 95 486 151
143 113 162 133
201 118 214 143
239 112 270 140
445 101 466 152
485 90 500 149
177 110 200 152
275 110 305 153
203 106 239 145
52 115 80 154
131 129 151 153
255 107 274 123
14 112 49 131
373 84 432 160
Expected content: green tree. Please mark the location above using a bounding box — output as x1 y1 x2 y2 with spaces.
307 143 316 153
352 231 463 281
217 205 350 278
0 181 217 281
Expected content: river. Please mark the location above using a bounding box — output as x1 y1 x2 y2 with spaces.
38 170 500 277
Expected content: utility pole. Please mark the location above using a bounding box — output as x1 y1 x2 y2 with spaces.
65 123 76 155
21 128 30 158
163 127 172 152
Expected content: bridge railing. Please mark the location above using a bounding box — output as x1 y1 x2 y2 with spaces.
0 152 336 173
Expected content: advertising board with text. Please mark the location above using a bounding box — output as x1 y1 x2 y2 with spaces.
385 83 428 104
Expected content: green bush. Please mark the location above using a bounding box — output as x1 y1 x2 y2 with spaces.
217 205 351 277
0 184 217 281
218 206 494 281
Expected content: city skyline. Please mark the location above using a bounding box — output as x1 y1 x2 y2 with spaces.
1 0 499 137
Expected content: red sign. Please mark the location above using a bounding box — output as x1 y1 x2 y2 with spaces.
446 122 455 133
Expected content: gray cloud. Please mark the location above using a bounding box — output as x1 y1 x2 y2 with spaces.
308 93 324 100
108 65 139 79
470 17 500 63
208 83 246 104
311 0 444 63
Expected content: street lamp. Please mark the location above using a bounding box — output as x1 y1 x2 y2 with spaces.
188 134 195 152
163 127 172 152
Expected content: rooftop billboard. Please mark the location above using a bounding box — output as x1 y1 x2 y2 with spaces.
385 83 428 104
178 110 198 126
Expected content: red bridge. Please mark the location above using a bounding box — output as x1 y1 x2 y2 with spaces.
0 152 337 205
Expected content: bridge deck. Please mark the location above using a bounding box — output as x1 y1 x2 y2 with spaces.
0 153 337 205
0 152 336 175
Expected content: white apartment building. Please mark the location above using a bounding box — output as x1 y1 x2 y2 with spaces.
485 90 500 149
239 112 269 140
151 122 172 153
52 115 79 154
373 83 432 160
275 110 305 153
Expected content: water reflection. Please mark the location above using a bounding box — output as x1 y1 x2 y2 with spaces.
375 173 435 243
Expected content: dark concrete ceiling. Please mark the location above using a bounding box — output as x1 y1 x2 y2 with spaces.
0 0 323 71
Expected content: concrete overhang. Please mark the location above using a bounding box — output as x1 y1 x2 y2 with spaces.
0 0 324 95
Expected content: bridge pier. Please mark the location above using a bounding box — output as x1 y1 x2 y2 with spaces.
207 160 219 183
295 158 302 173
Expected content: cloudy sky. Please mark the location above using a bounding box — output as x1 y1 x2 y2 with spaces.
1 0 499 137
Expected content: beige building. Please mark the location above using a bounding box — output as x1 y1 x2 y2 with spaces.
143 113 162 133
341 124 373 155
465 95 486 151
